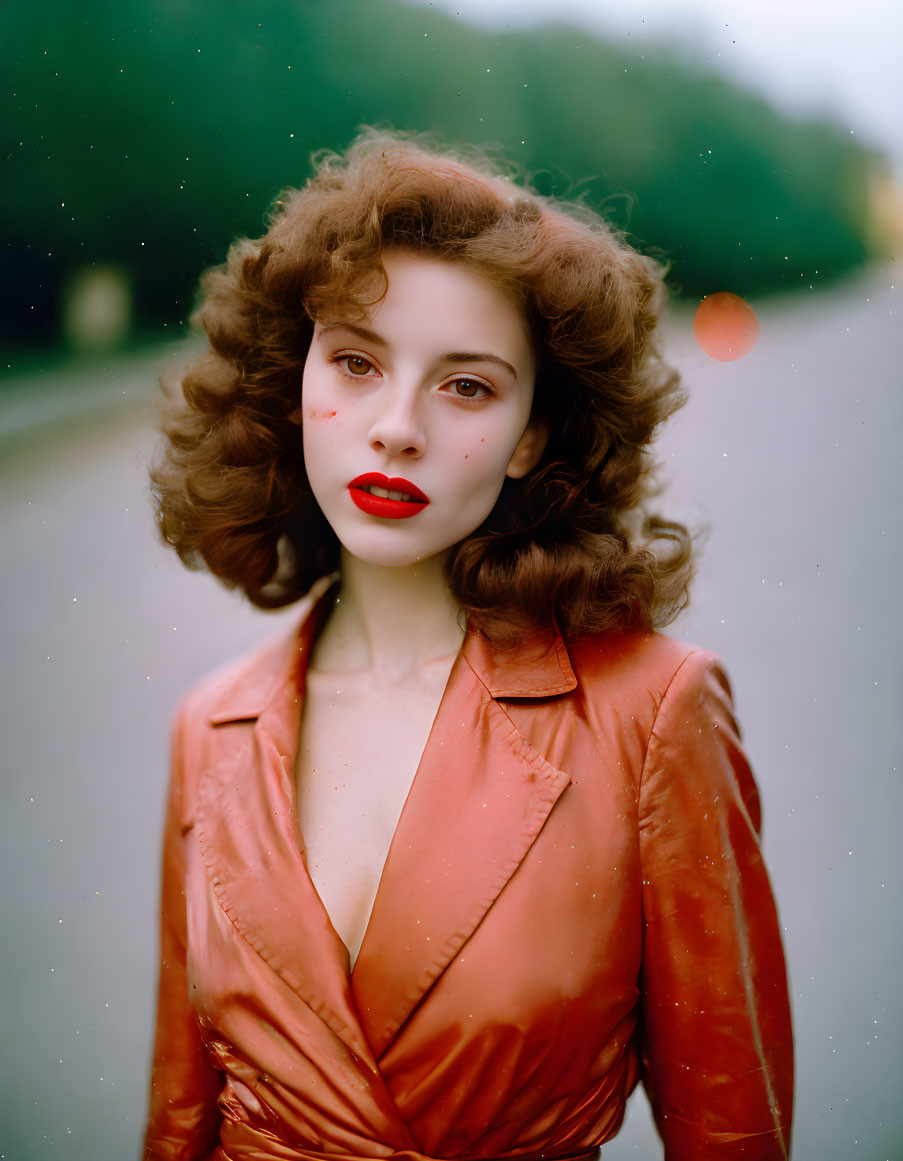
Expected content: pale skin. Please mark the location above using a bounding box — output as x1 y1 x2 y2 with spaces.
296 250 548 968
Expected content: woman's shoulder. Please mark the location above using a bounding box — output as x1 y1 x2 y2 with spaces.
567 629 753 813
170 617 302 738
566 626 726 706
171 575 336 732
562 627 742 758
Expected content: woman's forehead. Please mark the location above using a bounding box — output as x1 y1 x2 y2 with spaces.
328 251 529 333
319 257 534 375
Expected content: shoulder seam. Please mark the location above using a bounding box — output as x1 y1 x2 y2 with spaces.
637 648 702 810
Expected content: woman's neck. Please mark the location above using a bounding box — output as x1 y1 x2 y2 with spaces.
313 550 465 682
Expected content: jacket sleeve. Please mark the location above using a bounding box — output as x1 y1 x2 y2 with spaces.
143 698 223 1160
637 651 793 1160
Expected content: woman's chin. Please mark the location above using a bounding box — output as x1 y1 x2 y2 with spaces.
337 536 448 572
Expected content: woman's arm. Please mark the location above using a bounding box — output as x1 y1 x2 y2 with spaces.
638 651 793 1160
143 700 222 1160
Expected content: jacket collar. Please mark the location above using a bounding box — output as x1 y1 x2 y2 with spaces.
462 621 576 698
207 577 577 726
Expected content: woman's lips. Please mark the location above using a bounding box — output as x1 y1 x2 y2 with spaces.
347 473 429 520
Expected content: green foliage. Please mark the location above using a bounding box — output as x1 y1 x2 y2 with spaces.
1 0 879 345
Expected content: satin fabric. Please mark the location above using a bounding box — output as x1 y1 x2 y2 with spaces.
143 583 793 1160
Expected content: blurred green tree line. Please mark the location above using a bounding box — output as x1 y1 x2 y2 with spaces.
2 0 885 348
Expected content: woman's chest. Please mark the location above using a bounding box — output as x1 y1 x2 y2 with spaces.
293 666 453 966
185 670 647 1068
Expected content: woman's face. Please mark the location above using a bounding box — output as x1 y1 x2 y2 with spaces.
301 249 546 568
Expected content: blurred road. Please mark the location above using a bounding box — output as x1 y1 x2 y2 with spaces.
1 269 901 1159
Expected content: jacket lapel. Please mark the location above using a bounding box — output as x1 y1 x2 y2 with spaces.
197 580 383 1068
351 624 577 1059
197 579 578 1069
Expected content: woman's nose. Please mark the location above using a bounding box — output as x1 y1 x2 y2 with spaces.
367 386 425 458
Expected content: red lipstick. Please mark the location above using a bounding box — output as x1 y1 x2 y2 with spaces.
347 473 429 519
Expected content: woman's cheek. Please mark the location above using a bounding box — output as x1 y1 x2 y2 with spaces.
451 429 493 467
461 435 514 482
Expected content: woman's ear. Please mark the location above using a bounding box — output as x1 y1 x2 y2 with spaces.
506 415 550 479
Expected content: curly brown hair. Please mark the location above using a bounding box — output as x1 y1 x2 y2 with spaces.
150 127 693 641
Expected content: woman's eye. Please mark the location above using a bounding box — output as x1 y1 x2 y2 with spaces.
448 378 489 400
340 355 374 376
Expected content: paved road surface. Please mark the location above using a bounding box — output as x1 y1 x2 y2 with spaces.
1 268 900 1159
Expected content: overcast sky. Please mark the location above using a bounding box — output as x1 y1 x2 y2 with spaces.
409 0 903 176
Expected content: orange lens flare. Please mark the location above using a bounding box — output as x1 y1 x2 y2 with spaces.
693 292 760 362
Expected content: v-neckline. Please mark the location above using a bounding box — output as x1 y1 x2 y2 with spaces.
348 650 464 975
197 592 575 1062
287 600 468 979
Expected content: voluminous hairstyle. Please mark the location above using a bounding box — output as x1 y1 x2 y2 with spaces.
151 127 693 641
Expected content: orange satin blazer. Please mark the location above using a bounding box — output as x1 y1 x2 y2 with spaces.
143 585 793 1161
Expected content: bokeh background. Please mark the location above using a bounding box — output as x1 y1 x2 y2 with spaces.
2 0 901 1157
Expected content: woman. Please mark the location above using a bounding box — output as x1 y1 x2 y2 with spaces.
144 130 793 1160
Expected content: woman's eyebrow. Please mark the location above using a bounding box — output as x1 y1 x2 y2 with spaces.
442 350 518 380
317 321 518 380
318 321 386 346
